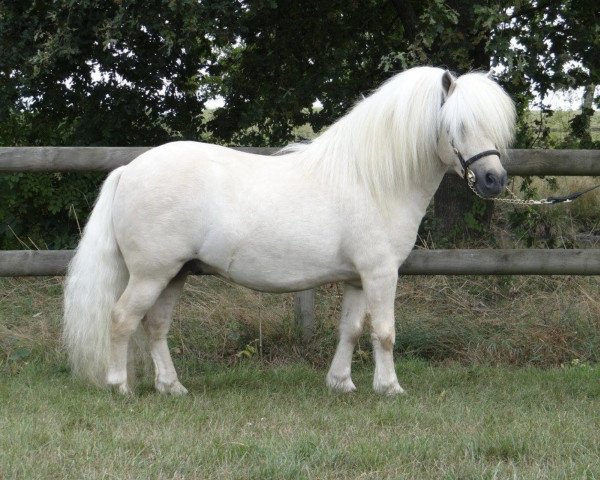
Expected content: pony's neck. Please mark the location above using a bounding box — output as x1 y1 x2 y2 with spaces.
383 158 447 220
294 69 445 210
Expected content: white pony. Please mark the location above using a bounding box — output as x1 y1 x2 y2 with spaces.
63 67 515 395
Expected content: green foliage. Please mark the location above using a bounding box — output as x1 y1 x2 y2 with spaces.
566 107 598 148
207 0 517 146
490 0 599 144
208 1 412 146
0 172 103 249
0 0 598 248
0 0 230 146
505 178 559 248
418 197 491 248
462 198 488 233
0 0 235 248
236 339 259 360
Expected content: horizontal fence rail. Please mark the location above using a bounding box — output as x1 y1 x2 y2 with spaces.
1 147 600 175
0 147 275 172
2 249 599 277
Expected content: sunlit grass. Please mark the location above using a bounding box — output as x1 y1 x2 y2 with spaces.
2 274 600 477
1 359 600 479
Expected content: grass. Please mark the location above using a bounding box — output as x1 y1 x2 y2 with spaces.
3 274 600 370
2 274 600 478
2 359 600 479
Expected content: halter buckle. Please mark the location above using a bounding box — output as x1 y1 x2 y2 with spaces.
466 168 476 187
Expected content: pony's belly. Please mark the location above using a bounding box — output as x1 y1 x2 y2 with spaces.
211 250 358 293
222 268 357 293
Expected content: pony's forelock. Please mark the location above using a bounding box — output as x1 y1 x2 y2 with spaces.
442 72 516 153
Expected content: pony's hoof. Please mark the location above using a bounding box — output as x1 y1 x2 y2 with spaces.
156 379 188 395
107 370 132 395
326 374 357 393
373 380 406 396
108 382 133 395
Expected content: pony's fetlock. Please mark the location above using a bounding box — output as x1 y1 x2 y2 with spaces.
107 380 133 395
373 379 406 396
326 373 357 393
155 379 188 395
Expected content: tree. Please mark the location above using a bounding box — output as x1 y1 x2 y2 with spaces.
0 0 240 146
0 0 236 247
0 0 597 248
207 0 410 146
490 0 599 147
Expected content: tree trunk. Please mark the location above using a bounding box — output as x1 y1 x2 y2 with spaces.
582 85 595 110
433 174 493 245
432 1 494 242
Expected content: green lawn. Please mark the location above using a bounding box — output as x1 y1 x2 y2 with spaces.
2 359 599 479
2 275 600 478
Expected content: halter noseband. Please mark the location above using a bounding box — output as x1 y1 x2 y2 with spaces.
451 141 501 187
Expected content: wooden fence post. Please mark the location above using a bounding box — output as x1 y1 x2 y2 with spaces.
294 289 316 342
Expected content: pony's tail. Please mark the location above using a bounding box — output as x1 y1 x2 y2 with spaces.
63 166 129 386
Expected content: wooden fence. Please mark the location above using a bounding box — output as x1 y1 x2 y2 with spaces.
1 147 600 339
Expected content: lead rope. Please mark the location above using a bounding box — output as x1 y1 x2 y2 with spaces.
465 167 600 206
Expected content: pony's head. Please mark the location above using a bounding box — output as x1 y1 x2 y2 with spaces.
436 70 515 197
287 66 515 206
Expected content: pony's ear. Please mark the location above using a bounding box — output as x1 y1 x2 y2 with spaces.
441 70 456 99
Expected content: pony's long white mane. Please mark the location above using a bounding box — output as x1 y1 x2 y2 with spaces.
285 66 515 205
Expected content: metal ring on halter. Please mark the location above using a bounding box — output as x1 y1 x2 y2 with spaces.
451 141 501 186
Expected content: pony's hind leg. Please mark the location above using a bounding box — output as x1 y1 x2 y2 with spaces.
108 275 170 394
142 274 188 395
326 283 367 393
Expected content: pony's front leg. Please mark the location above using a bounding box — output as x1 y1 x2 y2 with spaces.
142 274 188 395
363 269 405 395
326 283 367 393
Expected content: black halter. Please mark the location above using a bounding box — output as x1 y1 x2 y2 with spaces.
451 141 501 184
451 142 600 204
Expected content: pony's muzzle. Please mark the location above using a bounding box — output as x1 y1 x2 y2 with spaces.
476 168 507 197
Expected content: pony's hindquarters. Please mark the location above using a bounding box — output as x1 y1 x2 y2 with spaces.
63 167 129 386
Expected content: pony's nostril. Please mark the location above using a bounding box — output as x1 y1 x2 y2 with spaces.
500 173 508 188
481 171 507 195
485 172 497 187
